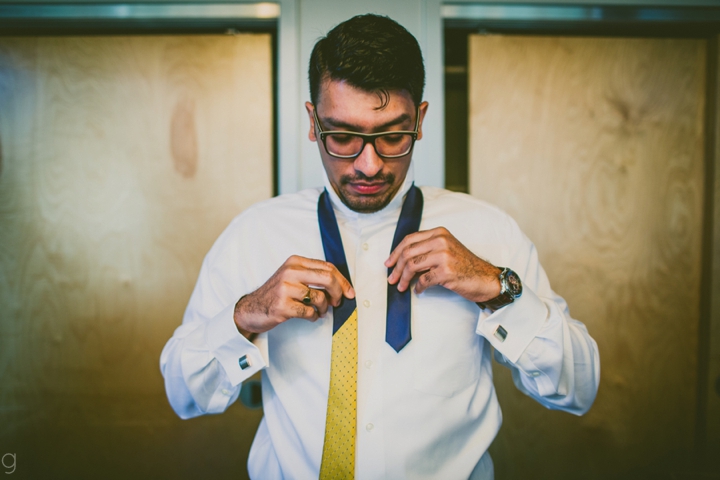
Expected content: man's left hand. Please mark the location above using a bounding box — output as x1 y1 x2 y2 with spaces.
385 227 502 303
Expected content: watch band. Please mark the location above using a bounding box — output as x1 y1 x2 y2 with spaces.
479 291 516 311
477 267 522 312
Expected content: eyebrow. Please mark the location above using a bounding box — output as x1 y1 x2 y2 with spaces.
321 112 412 132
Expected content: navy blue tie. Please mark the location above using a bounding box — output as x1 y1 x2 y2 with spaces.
317 184 423 352
385 184 423 352
318 189 357 334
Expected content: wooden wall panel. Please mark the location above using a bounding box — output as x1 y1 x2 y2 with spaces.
469 36 705 479
0 35 272 478
709 34 720 468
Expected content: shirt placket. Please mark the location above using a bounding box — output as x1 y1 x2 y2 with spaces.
353 215 394 479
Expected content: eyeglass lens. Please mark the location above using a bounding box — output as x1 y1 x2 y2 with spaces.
325 133 413 158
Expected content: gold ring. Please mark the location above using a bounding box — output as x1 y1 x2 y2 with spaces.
302 288 313 305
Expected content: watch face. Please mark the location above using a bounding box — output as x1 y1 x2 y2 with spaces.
505 270 522 297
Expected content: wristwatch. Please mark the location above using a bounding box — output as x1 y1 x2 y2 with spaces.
477 267 523 312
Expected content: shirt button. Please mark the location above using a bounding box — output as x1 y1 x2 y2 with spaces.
363 300 370 308
531 372 540 377
366 423 374 431
221 388 230 395
365 360 373 369
362 243 369 251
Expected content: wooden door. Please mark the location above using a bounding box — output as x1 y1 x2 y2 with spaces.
0 35 272 478
469 35 706 479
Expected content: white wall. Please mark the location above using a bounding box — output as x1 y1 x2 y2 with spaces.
277 0 444 193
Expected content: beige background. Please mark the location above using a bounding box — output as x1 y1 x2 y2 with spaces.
469 35 708 479
0 35 271 478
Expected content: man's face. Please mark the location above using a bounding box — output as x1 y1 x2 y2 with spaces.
306 79 428 213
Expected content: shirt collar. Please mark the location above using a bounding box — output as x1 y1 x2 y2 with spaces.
322 164 415 222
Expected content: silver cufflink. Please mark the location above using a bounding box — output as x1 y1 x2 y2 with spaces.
494 325 508 342
239 355 252 370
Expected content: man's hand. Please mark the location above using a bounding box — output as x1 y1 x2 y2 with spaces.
385 227 502 303
234 255 355 337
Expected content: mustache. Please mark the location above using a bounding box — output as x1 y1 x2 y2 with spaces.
340 172 396 185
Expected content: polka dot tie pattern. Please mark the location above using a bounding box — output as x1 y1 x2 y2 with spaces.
319 308 358 479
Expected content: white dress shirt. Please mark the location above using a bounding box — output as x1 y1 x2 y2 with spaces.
160 169 600 480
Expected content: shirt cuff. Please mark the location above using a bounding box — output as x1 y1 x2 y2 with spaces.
476 287 548 363
206 302 267 386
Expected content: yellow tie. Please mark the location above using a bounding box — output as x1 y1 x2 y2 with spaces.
319 308 358 479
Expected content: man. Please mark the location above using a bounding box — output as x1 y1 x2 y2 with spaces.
161 14 599 479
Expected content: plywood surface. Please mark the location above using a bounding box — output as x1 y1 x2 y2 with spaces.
469 36 706 479
0 35 272 478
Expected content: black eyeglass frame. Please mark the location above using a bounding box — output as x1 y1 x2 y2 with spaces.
312 106 421 159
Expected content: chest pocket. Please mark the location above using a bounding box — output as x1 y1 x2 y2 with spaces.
411 288 482 397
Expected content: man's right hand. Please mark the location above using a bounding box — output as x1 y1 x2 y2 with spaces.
233 255 355 337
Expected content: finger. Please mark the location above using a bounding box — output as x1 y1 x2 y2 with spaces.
287 255 335 269
385 229 438 268
288 264 354 306
396 247 449 292
386 229 449 284
333 269 356 300
296 283 310 302
388 237 439 286
282 298 320 322
387 239 427 285
414 268 442 294
304 287 330 317
314 268 354 306
395 250 440 292
293 283 322 307
316 292 330 316
287 256 341 282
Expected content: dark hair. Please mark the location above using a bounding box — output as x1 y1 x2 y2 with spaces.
308 14 425 108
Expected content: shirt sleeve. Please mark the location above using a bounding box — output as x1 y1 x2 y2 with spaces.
475 216 600 415
159 217 269 420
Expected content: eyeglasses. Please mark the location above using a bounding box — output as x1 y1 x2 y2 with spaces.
313 107 420 159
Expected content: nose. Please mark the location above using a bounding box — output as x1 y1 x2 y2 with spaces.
352 141 384 178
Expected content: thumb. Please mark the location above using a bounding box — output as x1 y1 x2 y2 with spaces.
342 277 356 299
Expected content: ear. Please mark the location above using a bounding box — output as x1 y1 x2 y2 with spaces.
305 102 317 141
415 101 429 141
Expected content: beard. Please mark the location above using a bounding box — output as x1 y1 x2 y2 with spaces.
334 171 399 213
